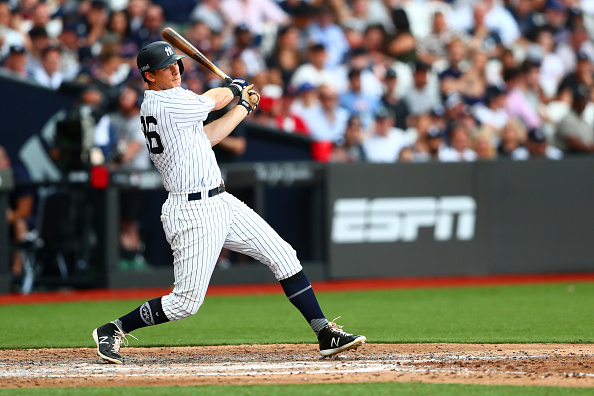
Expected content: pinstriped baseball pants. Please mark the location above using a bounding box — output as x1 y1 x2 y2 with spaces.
160 191 302 321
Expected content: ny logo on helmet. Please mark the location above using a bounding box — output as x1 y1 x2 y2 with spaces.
165 46 174 56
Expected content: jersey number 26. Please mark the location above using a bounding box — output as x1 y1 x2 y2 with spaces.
141 115 164 154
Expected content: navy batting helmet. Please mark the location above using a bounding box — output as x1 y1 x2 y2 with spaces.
137 41 185 83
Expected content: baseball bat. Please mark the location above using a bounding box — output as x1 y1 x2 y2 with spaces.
162 27 233 84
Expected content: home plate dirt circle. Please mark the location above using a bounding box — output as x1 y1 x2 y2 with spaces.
1 344 593 388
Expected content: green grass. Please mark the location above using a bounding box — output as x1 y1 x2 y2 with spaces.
2 282 593 349
0 383 592 396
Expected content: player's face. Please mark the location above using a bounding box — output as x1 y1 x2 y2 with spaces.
151 62 181 90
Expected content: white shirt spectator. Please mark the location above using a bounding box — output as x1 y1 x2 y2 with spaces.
439 146 478 162
363 127 411 163
290 64 339 91
510 146 563 160
539 52 568 98
0 27 25 59
302 104 350 143
191 0 225 32
473 105 508 131
220 0 289 36
33 68 63 89
447 2 520 46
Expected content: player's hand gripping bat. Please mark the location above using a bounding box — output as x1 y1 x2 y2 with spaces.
162 27 259 106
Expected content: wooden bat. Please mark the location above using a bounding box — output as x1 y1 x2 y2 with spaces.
162 27 233 84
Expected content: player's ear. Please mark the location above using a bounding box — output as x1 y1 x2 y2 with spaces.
145 71 156 83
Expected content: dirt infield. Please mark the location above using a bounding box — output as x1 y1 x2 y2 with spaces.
1 343 593 389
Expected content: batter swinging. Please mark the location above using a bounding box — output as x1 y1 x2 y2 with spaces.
92 41 366 364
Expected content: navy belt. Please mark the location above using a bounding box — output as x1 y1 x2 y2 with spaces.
188 184 226 201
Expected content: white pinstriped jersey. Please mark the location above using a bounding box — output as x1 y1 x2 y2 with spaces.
139 85 302 322
140 87 222 193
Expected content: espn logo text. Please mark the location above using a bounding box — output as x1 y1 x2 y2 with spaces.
331 196 476 243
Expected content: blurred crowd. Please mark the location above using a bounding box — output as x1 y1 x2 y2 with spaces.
1 0 594 165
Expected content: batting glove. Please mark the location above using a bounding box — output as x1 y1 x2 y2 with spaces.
228 78 248 97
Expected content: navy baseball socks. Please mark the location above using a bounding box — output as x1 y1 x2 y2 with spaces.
92 297 169 364
280 270 366 357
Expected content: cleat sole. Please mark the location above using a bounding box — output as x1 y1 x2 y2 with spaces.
320 336 367 358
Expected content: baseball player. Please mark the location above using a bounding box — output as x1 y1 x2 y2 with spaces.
92 41 366 364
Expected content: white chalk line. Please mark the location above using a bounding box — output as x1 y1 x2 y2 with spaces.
2 353 593 381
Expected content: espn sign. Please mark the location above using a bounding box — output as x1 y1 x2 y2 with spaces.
331 196 476 243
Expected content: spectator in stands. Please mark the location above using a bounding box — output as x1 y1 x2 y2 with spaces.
228 25 265 81
556 26 594 75
504 67 542 130
403 62 440 116
152 0 196 24
185 20 214 56
398 146 414 162
459 50 490 105
85 0 110 49
126 0 149 37
251 84 282 129
386 4 416 63
190 0 225 34
33 46 63 89
440 124 477 162
220 0 289 39
554 87 594 153
290 43 336 91
512 127 563 160
91 51 129 112
442 92 467 137
338 0 380 34
26 27 50 77
135 3 165 49
498 118 527 158
448 0 520 48
289 81 319 116
0 145 36 291
332 115 366 163
266 24 302 91
1 45 29 80
106 10 138 60
380 68 409 131
58 24 82 82
423 126 447 162
521 59 548 110
307 5 348 69
361 24 387 64
338 47 383 99
556 50 594 104
302 84 349 143
533 26 566 98
466 2 504 58
110 86 149 170
0 2 26 59
472 127 497 160
417 11 470 65
473 85 509 131
364 107 412 163
439 39 468 99
339 68 381 130
272 90 310 136
27 1 61 39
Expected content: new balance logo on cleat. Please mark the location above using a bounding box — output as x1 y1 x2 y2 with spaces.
92 322 137 364
318 318 366 358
